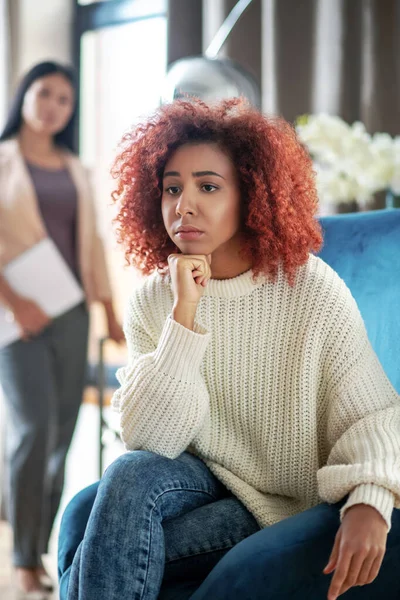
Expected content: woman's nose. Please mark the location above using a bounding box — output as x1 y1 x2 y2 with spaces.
176 195 196 217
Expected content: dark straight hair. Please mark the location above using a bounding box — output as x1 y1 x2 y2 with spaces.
0 61 77 152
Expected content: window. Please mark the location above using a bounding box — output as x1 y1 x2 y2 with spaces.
75 0 167 364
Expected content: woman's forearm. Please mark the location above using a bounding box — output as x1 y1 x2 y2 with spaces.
102 298 125 343
102 299 115 320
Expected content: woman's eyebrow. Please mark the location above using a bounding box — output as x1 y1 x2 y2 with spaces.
193 171 225 179
163 170 226 179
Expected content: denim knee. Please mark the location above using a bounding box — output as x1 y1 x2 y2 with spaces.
104 450 173 478
100 451 219 504
100 450 182 496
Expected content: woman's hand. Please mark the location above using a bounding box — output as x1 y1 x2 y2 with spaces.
324 503 388 599
11 296 51 339
168 254 212 330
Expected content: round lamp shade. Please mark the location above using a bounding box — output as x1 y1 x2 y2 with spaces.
161 56 261 108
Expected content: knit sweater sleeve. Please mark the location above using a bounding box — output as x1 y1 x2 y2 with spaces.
317 281 400 531
111 289 211 459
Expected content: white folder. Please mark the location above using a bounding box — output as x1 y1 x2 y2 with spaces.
0 238 85 348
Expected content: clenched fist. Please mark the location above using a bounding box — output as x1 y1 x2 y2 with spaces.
168 254 212 330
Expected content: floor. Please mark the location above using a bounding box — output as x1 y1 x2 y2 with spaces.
0 402 124 599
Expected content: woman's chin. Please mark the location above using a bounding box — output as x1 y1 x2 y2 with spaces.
175 241 213 256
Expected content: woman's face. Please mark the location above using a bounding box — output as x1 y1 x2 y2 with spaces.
162 143 242 257
22 73 75 136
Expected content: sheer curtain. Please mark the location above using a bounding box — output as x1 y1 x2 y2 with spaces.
262 0 400 135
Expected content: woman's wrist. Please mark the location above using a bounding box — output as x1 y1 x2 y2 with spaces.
172 301 198 331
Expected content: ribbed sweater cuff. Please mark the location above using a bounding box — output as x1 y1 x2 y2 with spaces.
153 316 210 382
340 484 395 531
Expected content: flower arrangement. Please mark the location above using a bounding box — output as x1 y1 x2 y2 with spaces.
296 114 400 208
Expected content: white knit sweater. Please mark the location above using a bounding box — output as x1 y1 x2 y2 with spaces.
112 255 400 530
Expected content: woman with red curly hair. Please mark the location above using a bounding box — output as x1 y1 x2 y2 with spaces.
65 99 400 600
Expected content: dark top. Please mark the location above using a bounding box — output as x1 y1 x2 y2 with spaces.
26 162 80 280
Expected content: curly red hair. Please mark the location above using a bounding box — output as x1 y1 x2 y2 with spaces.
111 98 322 283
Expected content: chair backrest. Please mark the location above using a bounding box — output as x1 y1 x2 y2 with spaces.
318 209 400 393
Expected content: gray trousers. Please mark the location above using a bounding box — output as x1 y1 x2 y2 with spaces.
0 303 89 567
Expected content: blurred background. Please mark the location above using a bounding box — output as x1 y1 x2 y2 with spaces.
0 0 399 596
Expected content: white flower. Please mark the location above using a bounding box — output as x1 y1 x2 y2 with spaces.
297 114 352 166
296 114 396 205
314 165 362 204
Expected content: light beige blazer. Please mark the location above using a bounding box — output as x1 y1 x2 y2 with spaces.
0 139 111 303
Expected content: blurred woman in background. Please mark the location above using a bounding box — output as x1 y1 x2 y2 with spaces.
0 61 124 598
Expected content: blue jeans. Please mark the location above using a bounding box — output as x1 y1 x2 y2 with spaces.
62 450 400 600
65 451 260 600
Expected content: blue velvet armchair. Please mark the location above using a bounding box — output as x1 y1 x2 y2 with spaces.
58 209 400 598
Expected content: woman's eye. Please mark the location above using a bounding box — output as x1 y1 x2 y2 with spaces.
166 186 180 195
39 89 50 98
201 184 218 193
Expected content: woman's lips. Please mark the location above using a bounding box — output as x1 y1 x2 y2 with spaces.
175 225 204 240
176 230 204 240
